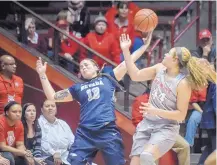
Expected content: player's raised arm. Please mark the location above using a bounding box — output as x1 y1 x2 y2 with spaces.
120 33 164 82
36 57 73 102
113 32 153 81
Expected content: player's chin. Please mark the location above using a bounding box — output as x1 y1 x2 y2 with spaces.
161 60 167 67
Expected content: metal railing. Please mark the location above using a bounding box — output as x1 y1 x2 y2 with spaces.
147 38 163 66
171 0 200 47
208 1 213 33
11 1 151 114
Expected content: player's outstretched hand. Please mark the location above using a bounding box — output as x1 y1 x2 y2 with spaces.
36 57 47 75
142 31 153 48
120 34 132 51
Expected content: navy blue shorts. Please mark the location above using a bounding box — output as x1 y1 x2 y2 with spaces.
67 122 125 165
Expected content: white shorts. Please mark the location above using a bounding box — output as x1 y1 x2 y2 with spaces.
130 118 180 157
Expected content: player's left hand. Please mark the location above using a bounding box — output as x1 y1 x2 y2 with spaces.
139 102 158 116
119 34 132 50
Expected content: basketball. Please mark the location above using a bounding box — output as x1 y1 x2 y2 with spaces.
134 9 158 32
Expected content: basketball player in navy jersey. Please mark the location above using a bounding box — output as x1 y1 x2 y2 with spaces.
35 32 153 165
120 34 216 165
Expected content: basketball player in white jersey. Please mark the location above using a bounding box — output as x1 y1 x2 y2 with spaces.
120 34 216 165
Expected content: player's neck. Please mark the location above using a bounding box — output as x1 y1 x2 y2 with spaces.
90 73 98 80
166 68 180 77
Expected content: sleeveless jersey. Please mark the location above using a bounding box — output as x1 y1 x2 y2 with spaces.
146 69 186 124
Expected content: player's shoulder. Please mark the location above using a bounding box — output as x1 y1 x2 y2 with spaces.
178 78 191 91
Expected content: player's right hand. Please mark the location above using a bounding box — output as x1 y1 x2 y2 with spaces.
142 30 153 47
36 57 47 75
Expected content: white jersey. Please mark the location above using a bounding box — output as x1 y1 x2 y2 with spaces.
146 69 186 124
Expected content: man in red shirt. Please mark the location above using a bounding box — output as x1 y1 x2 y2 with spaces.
0 55 24 115
0 101 34 165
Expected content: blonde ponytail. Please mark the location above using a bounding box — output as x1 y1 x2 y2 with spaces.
180 47 216 90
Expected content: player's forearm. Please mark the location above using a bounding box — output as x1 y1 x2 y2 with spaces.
153 108 187 121
122 48 141 81
114 45 148 81
39 74 56 100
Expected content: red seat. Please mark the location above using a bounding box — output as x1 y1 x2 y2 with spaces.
159 150 178 165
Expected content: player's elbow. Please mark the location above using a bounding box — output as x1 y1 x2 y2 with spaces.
177 110 187 122
129 73 141 82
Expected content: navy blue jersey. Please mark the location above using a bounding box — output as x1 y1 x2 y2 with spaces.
69 71 117 130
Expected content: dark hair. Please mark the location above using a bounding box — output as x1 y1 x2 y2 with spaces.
117 1 129 9
21 103 39 145
4 101 19 114
214 58 216 70
80 58 125 91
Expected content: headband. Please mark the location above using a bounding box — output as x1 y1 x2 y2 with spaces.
175 47 184 67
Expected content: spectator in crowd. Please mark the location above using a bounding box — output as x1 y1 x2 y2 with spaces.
25 17 48 54
0 55 24 115
0 154 10 165
132 81 151 126
105 0 140 26
47 10 74 52
22 103 54 165
80 15 121 70
0 101 35 165
38 100 75 165
132 81 190 165
198 59 216 165
192 29 216 67
107 1 135 47
68 0 90 38
57 20 81 73
184 87 207 148
107 1 144 68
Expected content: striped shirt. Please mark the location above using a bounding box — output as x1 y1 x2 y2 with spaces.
146 69 186 124
24 121 42 158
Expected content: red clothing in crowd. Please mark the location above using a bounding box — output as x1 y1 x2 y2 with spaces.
188 88 207 110
107 17 135 47
59 32 81 57
0 75 24 115
0 115 24 147
190 88 207 103
81 32 121 67
105 2 140 24
106 2 141 39
132 93 150 127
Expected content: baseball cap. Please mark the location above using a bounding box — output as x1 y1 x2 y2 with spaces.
94 15 107 26
199 29 212 40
